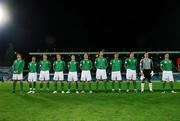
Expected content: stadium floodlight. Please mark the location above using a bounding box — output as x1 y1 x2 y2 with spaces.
0 2 10 27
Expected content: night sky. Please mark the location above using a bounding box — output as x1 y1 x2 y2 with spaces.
0 1 180 52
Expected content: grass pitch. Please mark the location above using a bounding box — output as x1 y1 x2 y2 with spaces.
0 81 180 121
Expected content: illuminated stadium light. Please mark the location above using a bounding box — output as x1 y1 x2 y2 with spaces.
0 3 10 27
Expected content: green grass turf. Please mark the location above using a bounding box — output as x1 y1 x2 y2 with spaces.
0 81 180 121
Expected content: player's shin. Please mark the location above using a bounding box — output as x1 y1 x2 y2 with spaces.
46 81 50 91
104 80 108 92
141 81 145 92
170 81 174 91
118 81 122 91
61 81 64 91
112 81 115 90
75 81 78 91
67 82 71 91
12 80 17 93
33 82 36 90
162 81 166 92
54 81 57 91
149 81 152 91
133 81 137 90
82 81 85 91
95 80 99 92
29 82 32 91
126 81 130 92
88 82 91 91
40 81 43 91
20 80 23 92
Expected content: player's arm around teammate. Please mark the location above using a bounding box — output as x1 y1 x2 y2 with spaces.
160 53 176 93
66 55 79 94
110 53 122 92
52 54 65 94
124 52 138 93
80 53 93 94
27 56 37 94
12 53 25 93
95 51 108 92
39 54 51 93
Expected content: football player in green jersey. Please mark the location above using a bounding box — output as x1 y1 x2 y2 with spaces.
124 52 138 93
39 54 51 93
80 53 93 93
95 51 108 92
66 55 79 94
27 56 37 93
110 53 122 92
53 54 65 93
160 53 176 93
12 53 25 93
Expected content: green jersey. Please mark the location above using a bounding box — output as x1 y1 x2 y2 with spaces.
80 59 93 71
53 60 65 72
28 61 37 73
110 58 122 71
160 59 173 71
95 57 107 69
12 59 25 74
39 60 51 71
124 57 137 70
68 60 78 72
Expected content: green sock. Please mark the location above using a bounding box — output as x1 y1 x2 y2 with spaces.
20 81 23 92
163 82 166 91
29 83 32 90
170 82 174 90
127 81 130 90
96 81 99 91
33 82 36 90
46 82 49 90
68 82 71 90
54 81 57 91
75 82 78 90
61 82 64 91
13 81 17 92
118 81 121 90
112 81 115 89
104 80 107 91
40 82 43 90
133 81 137 89
82 82 85 91
88 82 91 91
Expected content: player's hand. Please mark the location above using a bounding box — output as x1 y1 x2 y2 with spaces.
13 71 17 74
150 71 154 77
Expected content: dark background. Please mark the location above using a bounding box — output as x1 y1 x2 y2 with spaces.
0 0 180 54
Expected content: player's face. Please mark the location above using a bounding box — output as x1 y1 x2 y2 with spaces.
71 55 75 60
84 53 88 59
17 54 21 59
99 51 104 57
43 54 47 60
56 54 61 60
144 53 149 58
32 57 36 61
114 53 119 58
130 53 134 58
165 54 169 59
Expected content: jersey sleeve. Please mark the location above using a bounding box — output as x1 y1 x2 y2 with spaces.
53 61 56 70
139 59 143 71
124 59 128 68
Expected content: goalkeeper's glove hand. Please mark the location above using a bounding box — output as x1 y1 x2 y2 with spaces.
150 71 154 77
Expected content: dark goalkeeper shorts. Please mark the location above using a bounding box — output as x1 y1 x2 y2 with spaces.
143 69 152 81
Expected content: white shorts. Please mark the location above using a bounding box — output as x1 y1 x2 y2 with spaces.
96 69 107 80
162 71 174 82
12 73 23 80
68 72 78 81
28 73 37 82
39 70 50 81
126 69 136 80
81 70 92 81
53 72 64 81
111 71 122 81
